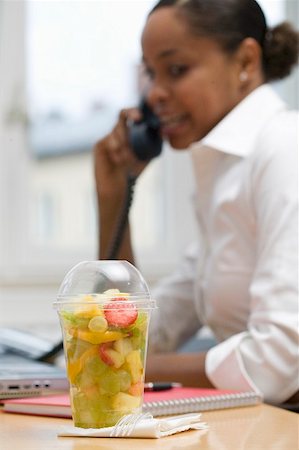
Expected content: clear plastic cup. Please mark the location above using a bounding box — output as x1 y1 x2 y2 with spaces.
53 260 156 429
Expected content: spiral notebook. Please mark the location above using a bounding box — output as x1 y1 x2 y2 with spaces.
143 387 262 416
2 387 262 417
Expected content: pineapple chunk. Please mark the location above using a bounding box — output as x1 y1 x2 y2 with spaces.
74 303 104 319
112 392 141 411
71 329 126 345
114 337 133 357
125 350 143 384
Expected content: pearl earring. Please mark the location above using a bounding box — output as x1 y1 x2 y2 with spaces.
239 72 248 82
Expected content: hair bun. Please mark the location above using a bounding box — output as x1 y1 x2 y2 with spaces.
263 22 299 81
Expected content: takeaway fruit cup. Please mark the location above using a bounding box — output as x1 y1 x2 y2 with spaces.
53 260 156 428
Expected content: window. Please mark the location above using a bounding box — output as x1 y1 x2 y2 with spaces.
0 0 197 290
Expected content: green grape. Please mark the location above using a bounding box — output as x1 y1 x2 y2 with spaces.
134 312 148 332
88 316 108 332
86 354 107 377
130 334 141 350
66 338 93 362
61 311 89 330
72 394 96 429
73 412 94 428
71 390 88 413
93 392 111 410
75 369 97 391
87 394 119 428
92 410 123 429
130 329 146 351
100 369 121 394
117 369 132 392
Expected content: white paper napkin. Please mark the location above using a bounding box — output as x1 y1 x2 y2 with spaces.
58 413 208 439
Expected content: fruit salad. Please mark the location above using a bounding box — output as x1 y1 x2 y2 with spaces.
59 289 149 428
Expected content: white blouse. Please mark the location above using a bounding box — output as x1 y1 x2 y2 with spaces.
149 85 298 404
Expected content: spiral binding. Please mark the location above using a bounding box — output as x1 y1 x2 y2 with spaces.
142 391 262 417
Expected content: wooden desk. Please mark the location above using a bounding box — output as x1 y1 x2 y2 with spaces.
0 404 298 450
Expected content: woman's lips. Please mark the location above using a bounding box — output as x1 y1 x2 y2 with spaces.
160 113 188 136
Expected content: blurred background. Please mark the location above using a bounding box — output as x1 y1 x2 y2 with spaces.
0 0 298 329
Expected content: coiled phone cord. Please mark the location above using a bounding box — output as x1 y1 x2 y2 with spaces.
106 173 137 260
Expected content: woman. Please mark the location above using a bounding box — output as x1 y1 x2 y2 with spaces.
94 0 298 404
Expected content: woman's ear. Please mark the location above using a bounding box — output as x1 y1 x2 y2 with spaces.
235 37 264 86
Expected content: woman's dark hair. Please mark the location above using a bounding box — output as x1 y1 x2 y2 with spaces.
149 0 299 82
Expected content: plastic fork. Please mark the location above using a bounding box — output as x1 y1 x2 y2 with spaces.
109 412 153 437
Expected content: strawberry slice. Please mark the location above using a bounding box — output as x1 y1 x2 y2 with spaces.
104 297 138 327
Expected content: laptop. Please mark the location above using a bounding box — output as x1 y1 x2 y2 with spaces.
0 328 68 400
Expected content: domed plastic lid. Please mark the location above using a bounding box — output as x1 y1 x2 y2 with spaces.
53 260 155 309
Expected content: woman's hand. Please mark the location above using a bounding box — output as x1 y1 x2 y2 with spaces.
94 107 148 203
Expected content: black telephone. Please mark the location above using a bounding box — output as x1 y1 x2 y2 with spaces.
128 98 163 161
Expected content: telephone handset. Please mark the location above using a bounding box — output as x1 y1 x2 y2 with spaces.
128 99 163 161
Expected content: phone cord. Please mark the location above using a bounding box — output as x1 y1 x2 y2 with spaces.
106 173 137 259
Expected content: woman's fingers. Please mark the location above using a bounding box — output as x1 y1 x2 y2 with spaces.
106 107 142 165
120 107 142 124
94 104 149 185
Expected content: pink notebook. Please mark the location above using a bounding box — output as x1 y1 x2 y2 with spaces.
2 387 262 417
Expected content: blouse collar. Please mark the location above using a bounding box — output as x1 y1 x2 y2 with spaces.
190 84 286 158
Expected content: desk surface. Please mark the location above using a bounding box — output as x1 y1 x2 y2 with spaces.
0 404 298 450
